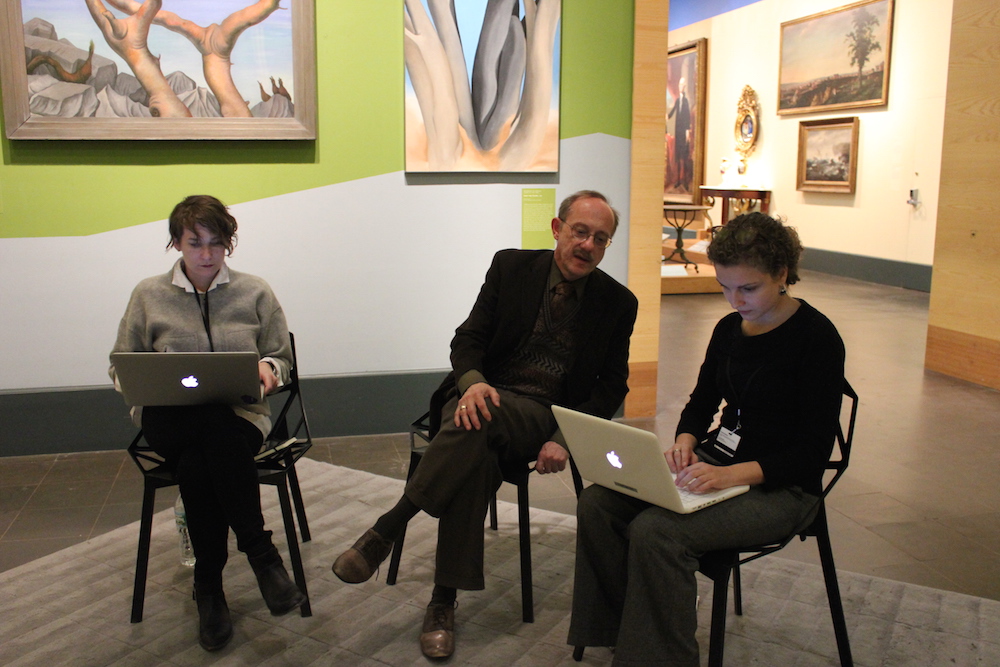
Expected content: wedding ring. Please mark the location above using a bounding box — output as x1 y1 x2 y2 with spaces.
460 405 467 410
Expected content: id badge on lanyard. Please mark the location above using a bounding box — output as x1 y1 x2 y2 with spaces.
714 356 762 459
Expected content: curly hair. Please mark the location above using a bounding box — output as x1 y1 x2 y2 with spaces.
166 195 239 256
706 212 803 285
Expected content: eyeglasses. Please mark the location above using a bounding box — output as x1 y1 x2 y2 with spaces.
561 221 612 248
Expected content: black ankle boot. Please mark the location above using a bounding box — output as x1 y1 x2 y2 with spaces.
248 547 306 616
194 586 233 651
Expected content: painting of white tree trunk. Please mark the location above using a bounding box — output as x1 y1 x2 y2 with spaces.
1 0 315 139
404 0 561 173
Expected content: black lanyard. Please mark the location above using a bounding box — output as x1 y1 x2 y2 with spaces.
725 355 764 431
193 290 215 352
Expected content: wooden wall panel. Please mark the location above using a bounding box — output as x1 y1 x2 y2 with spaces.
626 0 669 417
926 0 1000 389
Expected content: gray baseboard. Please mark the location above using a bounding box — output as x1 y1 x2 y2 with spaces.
0 371 447 458
802 247 932 292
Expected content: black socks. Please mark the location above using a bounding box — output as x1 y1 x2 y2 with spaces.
431 584 457 606
372 494 420 542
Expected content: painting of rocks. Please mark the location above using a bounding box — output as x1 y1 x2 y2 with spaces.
20 0 295 120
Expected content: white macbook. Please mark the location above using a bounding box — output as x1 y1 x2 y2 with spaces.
111 351 263 407
552 405 749 513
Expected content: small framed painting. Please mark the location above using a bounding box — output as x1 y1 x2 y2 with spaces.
796 116 860 194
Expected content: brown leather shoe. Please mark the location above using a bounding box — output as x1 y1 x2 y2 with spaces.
332 528 393 584
419 601 456 659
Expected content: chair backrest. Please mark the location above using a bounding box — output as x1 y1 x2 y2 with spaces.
265 332 312 447
817 379 858 503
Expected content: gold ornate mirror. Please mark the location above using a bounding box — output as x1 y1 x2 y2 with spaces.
734 86 760 170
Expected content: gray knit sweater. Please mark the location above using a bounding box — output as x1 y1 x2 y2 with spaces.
110 260 292 435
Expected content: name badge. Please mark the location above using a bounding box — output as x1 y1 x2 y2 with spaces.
712 426 741 459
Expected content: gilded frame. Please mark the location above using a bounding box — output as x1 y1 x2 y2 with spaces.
796 116 860 194
778 0 894 116
0 0 316 140
663 38 707 205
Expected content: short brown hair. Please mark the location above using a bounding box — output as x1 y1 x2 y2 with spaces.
558 190 620 233
167 195 238 255
707 212 804 285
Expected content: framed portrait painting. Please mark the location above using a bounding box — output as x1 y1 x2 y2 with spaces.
778 0 894 115
796 116 859 193
404 0 562 173
0 0 316 140
664 38 707 205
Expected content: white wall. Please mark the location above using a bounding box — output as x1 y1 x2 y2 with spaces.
0 134 631 391
669 0 952 265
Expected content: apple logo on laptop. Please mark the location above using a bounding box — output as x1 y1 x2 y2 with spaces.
606 451 623 469
181 375 200 388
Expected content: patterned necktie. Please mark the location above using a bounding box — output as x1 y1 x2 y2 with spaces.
550 280 575 322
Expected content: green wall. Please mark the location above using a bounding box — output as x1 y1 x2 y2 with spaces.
0 1 634 239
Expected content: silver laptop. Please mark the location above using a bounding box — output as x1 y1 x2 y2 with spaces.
111 352 263 407
552 405 749 513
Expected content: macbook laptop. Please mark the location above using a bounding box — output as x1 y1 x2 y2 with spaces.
552 405 749 513
111 351 263 407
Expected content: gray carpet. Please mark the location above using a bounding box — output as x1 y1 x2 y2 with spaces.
2 457 998 666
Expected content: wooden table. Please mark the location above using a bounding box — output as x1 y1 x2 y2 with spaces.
662 204 712 269
699 187 771 225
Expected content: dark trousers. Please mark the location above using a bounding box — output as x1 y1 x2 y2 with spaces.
142 405 270 592
568 484 817 666
404 390 556 590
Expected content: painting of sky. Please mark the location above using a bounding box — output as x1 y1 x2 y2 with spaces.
20 0 293 103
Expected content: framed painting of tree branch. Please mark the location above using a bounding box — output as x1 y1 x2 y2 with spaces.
797 116 859 193
0 0 316 140
777 0 893 116
404 0 561 173
663 38 707 205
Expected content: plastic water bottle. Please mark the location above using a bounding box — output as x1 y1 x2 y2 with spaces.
174 495 196 567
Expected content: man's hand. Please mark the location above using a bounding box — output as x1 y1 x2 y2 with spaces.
258 361 279 396
535 441 568 475
454 382 501 430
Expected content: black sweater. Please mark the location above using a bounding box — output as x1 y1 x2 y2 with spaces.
675 300 845 496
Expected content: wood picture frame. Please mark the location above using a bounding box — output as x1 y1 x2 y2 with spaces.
0 0 316 140
778 0 893 116
797 116 859 194
663 38 707 204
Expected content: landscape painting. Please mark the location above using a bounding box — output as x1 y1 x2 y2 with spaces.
404 0 561 173
0 0 316 139
778 0 894 115
797 116 859 194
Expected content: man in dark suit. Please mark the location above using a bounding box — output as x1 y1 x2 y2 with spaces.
332 190 638 658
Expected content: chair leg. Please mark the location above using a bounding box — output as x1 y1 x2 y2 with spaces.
707 568 732 667
286 461 311 543
572 646 585 661
817 528 854 667
489 494 499 531
733 563 743 616
275 477 311 617
386 523 406 586
387 449 422 586
516 480 534 623
131 482 159 623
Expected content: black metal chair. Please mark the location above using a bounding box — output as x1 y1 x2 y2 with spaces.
126 332 314 623
574 380 858 666
385 411 585 623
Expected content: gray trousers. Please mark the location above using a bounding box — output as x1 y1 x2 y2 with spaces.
568 483 817 666
404 390 556 590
